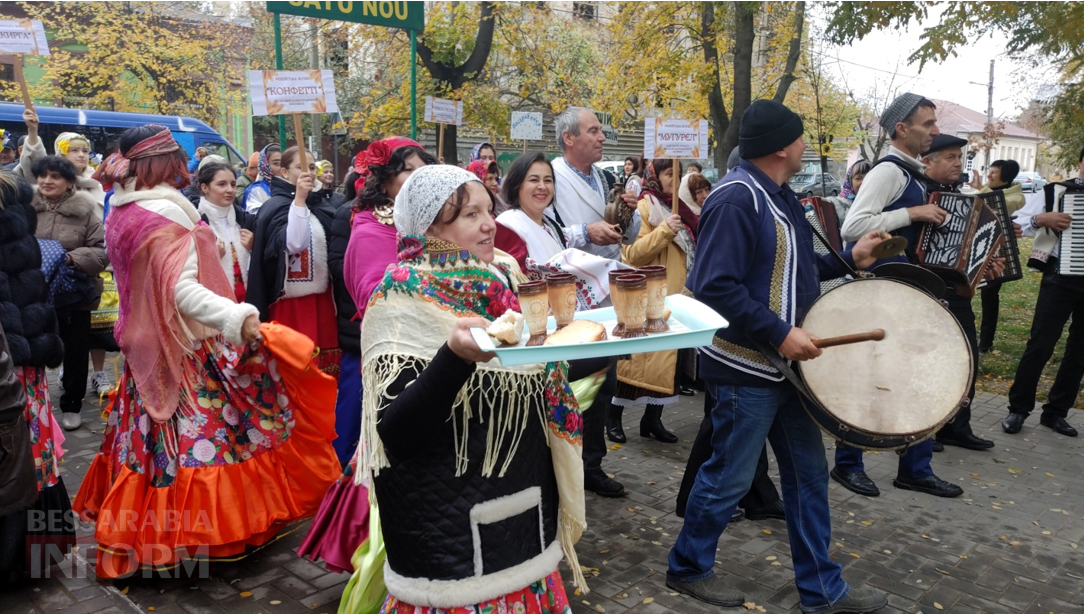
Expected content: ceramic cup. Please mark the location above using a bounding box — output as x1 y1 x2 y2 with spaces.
518 280 549 346
608 269 628 338
616 273 648 339
546 273 578 330
639 265 670 333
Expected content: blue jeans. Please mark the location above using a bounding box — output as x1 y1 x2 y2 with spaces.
332 350 362 464
668 383 848 610
834 440 934 480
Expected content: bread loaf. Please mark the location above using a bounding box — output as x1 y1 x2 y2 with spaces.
486 311 524 346
543 320 607 346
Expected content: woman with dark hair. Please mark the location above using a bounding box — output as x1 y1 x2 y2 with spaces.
296 138 434 578
196 161 255 302
495 152 585 270
247 146 340 374
0 169 74 581
679 172 712 215
31 155 108 431
831 160 872 223
612 159 699 444
470 141 497 163
74 125 339 578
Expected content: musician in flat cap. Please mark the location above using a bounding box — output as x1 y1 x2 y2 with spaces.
835 93 964 500
1002 144 1084 438
919 134 999 451
668 99 890 614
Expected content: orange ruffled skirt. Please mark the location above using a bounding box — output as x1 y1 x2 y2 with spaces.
72 323 340 578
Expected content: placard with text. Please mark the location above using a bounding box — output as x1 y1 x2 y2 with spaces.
424 97 463 125
249 70 339 116
0 19 50 55
644 118 708 159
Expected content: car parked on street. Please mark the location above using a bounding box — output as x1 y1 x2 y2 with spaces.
791 172 842 197
1018 172 1047 193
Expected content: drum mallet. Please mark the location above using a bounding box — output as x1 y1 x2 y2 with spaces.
812 329 886 349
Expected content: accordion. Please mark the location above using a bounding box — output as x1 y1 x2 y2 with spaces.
978 190 1023 284
1057 192 1084 276
915 191 1005 296
802 197 846 292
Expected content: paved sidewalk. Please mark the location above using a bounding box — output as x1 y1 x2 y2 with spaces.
6 371 1083 614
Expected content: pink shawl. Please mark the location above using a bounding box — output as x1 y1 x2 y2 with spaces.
343 209 399 324
106 195 234 422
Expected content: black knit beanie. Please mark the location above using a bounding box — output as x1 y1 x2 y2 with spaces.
739 100 804 160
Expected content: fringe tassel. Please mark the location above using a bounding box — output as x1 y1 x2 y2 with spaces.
560 511 588 593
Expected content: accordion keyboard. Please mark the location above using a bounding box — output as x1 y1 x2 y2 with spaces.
1060 193 1084 276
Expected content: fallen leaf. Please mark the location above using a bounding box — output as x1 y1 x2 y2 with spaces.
849 553 861 558
642 597 654 604
270 601 281 605
970 472 980 477
742 603 758 611
240 591 253 598
934 602 944 610
1046 472 1054 477
765 555 777 561
770 561 782 566
652 541 663 546
883 549 892 554
121 587 129 595
595 605 606 613
1042 531 1052 535
1009 541 1021 546
762 529 771 535
993 505 1003 510
861 520 872 525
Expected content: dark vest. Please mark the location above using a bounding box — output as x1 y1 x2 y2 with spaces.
849 154 928 267
374 372 560 602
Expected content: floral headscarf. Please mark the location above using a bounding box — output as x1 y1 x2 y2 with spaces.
393 164 480 237
839 160 870 202
352 136 423 194
257 143 277 180
465 159 498 183
469 142 495 163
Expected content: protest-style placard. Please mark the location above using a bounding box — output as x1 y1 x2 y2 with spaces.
249 69 339 116
511 111 543 141
424 97 463 126
643 118 709 159
0 19 50 110
0 19 49 56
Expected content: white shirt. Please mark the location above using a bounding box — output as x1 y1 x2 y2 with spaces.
840 145 926 242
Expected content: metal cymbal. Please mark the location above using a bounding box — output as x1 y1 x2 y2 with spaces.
870 236 908 260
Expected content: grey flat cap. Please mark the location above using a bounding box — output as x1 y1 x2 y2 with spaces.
879 92 924 133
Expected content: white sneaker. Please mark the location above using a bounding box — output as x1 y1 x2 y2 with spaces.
61 413 82 431
90 371 112 396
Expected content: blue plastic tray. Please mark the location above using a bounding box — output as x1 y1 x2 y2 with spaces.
470 294 729 367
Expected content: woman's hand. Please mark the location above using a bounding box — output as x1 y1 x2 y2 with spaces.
851 230 891 270
241 314 262 343
969 169 983 191
448 317 497 364
239 229 254 251
23 108 39 142
294 171 314 204
664 213 683 234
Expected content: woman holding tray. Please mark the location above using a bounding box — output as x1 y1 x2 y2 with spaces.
357 164 586 613
611 159 698 444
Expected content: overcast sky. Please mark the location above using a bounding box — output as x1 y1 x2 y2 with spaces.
819 11 1055 122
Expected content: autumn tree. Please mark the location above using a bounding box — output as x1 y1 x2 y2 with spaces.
824 1 1084 168
597 1 805 170
0 1 247 127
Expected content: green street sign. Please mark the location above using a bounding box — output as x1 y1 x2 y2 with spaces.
266 1 424 31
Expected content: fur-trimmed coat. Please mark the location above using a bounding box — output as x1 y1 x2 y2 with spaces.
17 137 107 220
0 176 65 368
32 188 108 280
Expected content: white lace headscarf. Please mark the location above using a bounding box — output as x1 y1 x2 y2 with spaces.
393 164 481 236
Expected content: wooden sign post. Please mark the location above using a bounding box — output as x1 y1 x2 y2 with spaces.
0 20 51 110
249 69 338 173
644 118 708 215
425 97 463 162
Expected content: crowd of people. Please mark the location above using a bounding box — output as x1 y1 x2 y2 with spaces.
0 92 1081 614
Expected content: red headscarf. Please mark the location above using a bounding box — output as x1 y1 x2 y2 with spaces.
93 125 179 190
353 136 423 194
465 159 495 182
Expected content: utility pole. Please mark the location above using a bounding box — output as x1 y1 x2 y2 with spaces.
984 59 994 172
310 18 322 165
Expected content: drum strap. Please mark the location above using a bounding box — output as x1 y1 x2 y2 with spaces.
748 338 814 400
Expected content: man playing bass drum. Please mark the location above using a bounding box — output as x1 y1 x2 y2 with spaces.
835 93 964 500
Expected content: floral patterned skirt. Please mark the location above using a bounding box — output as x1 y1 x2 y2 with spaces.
15 367 65 490
379 571 571 614
72 334 341 578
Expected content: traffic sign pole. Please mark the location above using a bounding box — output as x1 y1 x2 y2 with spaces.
410 30 417 139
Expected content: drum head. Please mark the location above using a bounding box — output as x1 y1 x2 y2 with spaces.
872 263 947 297
800 278 972 438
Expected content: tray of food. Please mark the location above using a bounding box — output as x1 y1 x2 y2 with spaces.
471 290 729 368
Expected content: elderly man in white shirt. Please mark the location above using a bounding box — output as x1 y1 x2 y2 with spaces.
1002 145 1084 438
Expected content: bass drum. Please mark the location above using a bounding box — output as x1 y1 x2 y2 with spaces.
797 277 972 449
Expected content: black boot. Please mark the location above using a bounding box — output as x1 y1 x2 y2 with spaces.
606 404 626 443
640 404 678 443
